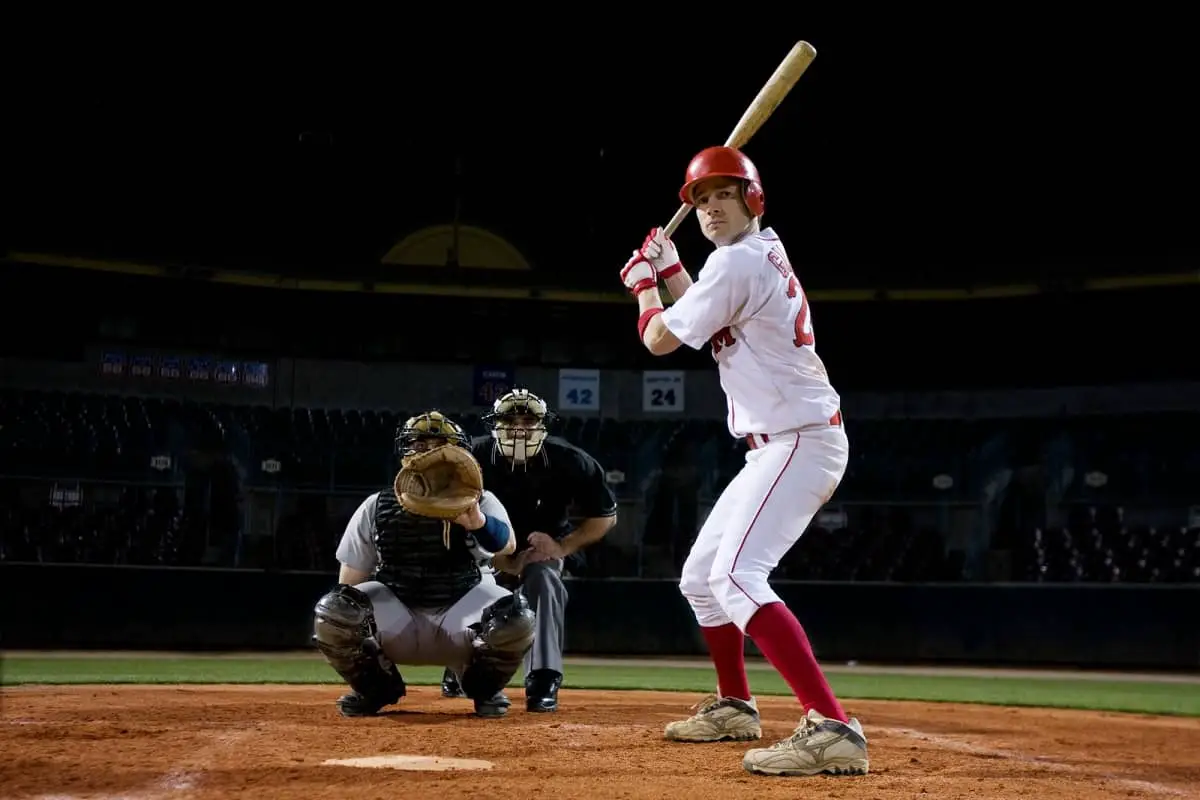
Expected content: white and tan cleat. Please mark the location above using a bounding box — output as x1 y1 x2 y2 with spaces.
742 709 869 776
664 694 762 742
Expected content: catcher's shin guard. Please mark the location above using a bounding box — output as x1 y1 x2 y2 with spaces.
461 591 536 705
312 584 406 716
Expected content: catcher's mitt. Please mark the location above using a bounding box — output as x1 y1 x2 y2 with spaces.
393 445 484 520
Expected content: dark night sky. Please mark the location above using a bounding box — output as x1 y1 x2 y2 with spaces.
7 20 1197 289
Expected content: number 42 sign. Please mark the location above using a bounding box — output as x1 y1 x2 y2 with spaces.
558 368 600 411
643 370 685 412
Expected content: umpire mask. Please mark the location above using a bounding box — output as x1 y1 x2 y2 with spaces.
484 389 552 465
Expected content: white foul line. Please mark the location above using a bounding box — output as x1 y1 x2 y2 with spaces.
878 726 1197 798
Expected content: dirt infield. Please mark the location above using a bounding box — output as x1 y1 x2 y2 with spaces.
3 685 1199 799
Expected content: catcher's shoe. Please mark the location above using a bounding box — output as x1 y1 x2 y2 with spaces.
336 685 405 718
664 694 762 742
473 691 512 718
335 668 407 718
741 709 869 777
441 668 466 698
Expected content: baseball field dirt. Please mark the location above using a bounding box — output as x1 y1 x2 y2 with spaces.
3 684 1199 799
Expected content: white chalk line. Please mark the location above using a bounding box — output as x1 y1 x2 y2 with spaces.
879 725 1198 798
30 728 253 800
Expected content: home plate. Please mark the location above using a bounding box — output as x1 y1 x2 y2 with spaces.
322 755 494 771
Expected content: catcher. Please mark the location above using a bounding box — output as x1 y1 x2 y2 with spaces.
312 411 536 718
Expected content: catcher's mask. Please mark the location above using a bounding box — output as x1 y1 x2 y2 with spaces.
395 411 470 460
482 388 555 466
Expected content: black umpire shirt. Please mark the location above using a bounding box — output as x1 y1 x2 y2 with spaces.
470 434 617 553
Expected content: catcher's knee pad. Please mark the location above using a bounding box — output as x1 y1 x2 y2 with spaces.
313 585 405 706
461 591 536 702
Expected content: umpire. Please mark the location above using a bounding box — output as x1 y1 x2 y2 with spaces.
441 388 617 712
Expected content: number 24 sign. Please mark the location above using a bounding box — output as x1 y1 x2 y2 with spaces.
643 371 684 412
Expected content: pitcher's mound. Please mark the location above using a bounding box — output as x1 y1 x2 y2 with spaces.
322 754 494 771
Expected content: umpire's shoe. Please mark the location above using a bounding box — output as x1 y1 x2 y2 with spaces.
525 669 562 713
441 667 466 698
473 691 512 718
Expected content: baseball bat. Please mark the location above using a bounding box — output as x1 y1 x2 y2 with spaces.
661 40 818 238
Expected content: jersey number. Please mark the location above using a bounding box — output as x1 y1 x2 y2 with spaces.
786 274 815 348
709 272 814 357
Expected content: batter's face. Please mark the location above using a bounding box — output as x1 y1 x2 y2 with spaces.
692 178 754 246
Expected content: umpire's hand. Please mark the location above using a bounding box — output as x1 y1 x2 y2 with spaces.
526 532 566 562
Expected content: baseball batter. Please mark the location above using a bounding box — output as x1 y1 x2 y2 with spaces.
619 145 868 777
311 411 536 719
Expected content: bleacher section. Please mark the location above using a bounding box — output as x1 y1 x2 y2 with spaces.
1 388 1197 582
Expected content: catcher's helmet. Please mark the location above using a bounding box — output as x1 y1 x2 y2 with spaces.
678 145 765 217
481 388 556 464
394 410 470 457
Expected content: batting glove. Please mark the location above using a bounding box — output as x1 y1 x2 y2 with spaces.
620 249 657 296
640 227 684 279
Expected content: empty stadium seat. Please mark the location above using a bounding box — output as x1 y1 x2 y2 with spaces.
1 388 1196 582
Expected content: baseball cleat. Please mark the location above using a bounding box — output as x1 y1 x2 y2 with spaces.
741 709 869 777
473 691 512 718
441 668 466 698
664 694 762 742
524 669 562 713
336 688 403 717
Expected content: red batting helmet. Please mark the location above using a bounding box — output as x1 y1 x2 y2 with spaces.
678 146 765 217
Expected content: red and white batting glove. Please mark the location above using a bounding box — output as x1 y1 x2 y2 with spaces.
620 249 657 296
640 227 684 279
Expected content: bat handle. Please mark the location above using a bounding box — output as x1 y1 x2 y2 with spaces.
661 202 692 239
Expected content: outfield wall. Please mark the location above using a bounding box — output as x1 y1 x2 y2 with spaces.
3 564 1196 670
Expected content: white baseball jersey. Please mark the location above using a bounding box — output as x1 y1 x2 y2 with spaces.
661 227 840 437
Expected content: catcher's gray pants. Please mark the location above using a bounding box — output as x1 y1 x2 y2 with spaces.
520 559 567 677
356 574 511 677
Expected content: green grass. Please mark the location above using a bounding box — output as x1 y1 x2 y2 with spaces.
3 656 1198 717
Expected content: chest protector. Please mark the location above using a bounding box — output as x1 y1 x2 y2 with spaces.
372 488 481 609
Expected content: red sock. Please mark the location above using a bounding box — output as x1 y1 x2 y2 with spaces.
745 602 848 722
699 622 752 701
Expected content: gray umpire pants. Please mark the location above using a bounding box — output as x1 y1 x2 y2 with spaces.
520 559 567 678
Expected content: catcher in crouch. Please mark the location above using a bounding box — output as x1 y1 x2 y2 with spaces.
312 411 536 718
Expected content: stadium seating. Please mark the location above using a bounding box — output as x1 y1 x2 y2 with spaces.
1 388 1196 582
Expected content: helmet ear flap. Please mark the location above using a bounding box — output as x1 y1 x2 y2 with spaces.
742 180 765 217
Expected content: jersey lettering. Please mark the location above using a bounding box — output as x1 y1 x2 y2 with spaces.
767 247 791 280
710 326 736 356
769 245 815 348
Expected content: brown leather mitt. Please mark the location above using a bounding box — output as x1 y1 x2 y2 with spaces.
393 444 484 520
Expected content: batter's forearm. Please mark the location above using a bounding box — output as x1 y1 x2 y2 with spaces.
560 515 617 556
662 270 694 302
636 290 681 355
637 288 665 348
